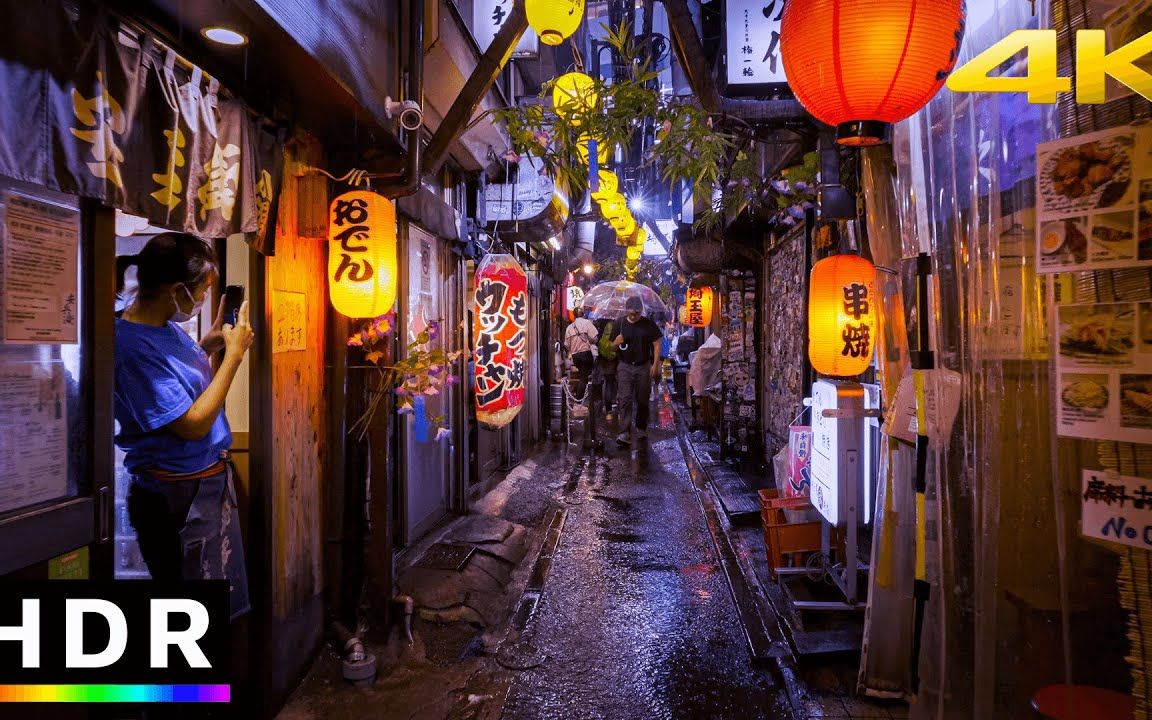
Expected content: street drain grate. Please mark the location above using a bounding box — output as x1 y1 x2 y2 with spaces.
415 543 476 571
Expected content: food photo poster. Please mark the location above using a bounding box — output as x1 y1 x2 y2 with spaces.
1035 124 1152 274
1056 301 1152 443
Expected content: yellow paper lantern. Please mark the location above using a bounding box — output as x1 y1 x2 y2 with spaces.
328 190 398 318
626 244 642 261
591 170 618 200
610 214 636 237
575 134 611 165
685 286 713 327
630 227 647 248
553 72 597 123
527 0 585 46
808 254 877 376
599 193 626 220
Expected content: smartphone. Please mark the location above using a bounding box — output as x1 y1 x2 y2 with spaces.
222 285 245 326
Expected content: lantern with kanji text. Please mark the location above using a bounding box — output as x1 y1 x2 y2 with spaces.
473 254 528 430
685 286 713 328
328 190 398 318
780 0 966 146
527 0 585 46
807 254 877 376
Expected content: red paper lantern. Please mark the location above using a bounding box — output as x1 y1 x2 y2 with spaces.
808 254 877 377
781 0 966 146
473 254 528 430
685 286 713 328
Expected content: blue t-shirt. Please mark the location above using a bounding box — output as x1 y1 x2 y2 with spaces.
114 318 231 474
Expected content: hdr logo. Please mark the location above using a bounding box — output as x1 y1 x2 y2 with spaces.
0 582 230 704
947 30 1152 103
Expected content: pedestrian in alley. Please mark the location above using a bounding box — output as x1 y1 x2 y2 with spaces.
114 232 253 621
612 295 663 446
564 304 599 377
596 318 619 419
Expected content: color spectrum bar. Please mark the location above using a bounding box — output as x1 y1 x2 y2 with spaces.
0 685 230 702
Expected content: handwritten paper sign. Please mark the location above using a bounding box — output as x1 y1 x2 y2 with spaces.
3 193 79 344
1082 469 1152 550
273 290 306 353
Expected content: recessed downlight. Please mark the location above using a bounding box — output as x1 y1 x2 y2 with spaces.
201 26 248 47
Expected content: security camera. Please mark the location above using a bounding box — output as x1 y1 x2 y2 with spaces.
385 97 423 132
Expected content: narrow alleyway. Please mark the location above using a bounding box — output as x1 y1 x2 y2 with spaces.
279 392 794 719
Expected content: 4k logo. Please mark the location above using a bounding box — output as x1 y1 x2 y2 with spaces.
947 30 1152 103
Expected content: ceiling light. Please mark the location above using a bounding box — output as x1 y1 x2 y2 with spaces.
582 263 595 275
201 26 248 47
628 197 646 212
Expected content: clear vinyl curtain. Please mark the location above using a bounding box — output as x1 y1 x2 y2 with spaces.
854 0 1133 716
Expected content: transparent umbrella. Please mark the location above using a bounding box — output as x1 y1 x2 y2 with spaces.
581 281 670 322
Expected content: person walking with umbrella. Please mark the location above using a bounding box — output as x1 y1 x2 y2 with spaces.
612 295 663 446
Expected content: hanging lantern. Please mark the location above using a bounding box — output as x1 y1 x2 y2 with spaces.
685 286 714 328
328 190 398 318
473 254 528 430
591 170 618 200
576 134 611 165
625 244 642 261
599 193 626 220
780 0 966 146
527 0 585 46
610 213 636 237
808 254 877 376
553 72 597 123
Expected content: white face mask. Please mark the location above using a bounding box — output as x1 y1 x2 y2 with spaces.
170 284 204 323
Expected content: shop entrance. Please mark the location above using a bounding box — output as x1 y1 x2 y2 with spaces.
401 224 462 543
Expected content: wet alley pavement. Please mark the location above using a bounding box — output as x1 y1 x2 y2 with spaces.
277 393 901 720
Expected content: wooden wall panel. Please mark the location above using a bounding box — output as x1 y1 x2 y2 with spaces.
269 139 328 620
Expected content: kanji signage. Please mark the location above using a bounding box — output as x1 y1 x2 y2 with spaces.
808 254 877 377
725 0 788 87
685 286 714 328
272 290 306 353
327 191 398 319
473 0 539 56
1082 469 1152 550
566 285 585 321
473 254 528 430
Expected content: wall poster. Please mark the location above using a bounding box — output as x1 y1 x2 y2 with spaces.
1055 300 1152 443
1035 124 1152 274
0 361 68 514
2 192 79 344
272 290 306 354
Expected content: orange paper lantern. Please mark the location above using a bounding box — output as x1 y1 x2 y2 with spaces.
781 0 966 145
328 190 398 318
473 254 528 430
685 286 713 328
808 254 877 376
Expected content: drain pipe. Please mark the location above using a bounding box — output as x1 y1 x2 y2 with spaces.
424 0 528 175
330 621 376 686
381 0 425 199
395 595 415 645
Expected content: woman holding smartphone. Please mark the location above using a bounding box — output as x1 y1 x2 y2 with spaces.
114 232 253 619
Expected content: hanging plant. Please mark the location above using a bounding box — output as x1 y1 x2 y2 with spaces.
347 313 462 441
492 23 817 233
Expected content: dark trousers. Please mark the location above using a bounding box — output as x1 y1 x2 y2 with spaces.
617 361 652 432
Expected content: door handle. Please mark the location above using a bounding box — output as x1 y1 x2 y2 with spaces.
97 485 111 543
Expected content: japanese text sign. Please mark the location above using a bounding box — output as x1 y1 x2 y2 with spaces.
272 290 306 354
725 0 788 86
473 254 528 430
473 0 539 56
1082 469 1152 550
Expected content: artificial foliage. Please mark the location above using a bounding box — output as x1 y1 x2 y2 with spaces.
347 313 462 441
493 23 816 231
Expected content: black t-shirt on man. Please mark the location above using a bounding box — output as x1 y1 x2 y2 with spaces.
617 316 662 366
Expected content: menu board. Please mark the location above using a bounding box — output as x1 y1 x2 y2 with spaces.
1082 469 1152 550
2 192 80 343
1034 125 1152 274
1055 301 1152 443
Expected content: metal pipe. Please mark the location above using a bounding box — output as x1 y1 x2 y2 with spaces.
424 0 528 175
382 0 426 199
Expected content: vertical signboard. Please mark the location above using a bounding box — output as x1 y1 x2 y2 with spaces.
474 0 540 56
725 0 788 88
